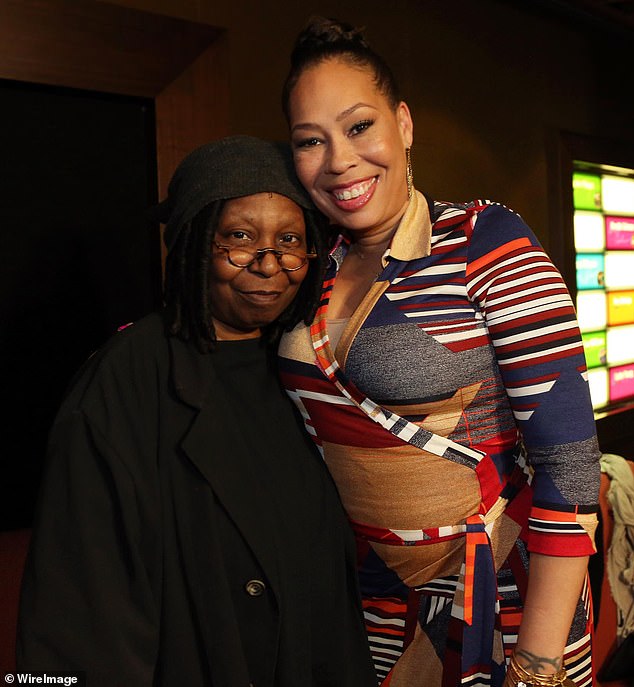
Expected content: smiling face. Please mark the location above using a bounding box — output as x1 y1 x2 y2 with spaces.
288 58 413 240
208 192 309 340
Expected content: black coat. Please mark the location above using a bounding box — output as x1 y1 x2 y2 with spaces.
17 313 375 687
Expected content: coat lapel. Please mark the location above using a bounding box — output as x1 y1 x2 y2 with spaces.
181 397 282 595
168 335 282 599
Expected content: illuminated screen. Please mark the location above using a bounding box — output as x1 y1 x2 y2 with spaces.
604 252 634 289
606 216 634 250
582 331 607 368
574 165 634 412
607 325 634 366
588 367 609 409
602 176 634 214
610 363 634 401
576 254 604 290
577 291 607 332
574 211 605 252
608 290 634 326
573 173 602 210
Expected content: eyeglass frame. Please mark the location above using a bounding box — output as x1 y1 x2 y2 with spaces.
212 241 318 272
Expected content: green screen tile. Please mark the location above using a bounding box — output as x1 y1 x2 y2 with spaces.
582 330 607 368
573 172 602 210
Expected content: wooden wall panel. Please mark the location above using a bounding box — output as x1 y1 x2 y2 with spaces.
155 35 230 202
0 0 221 96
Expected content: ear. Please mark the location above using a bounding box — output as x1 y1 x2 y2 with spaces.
396 101 414 148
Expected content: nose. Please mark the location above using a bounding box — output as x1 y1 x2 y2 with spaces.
247 249 282 277
326 136 356 175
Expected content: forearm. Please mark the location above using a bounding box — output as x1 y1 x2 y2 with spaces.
514 553 589 674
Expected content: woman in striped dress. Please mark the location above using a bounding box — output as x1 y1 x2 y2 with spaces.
278 16 601 687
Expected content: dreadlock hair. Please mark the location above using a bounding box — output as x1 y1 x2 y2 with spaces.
282 16 402 122
163 199 330 353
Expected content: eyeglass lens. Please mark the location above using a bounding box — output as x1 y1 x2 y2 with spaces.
229 248 306 270
214 242 312 271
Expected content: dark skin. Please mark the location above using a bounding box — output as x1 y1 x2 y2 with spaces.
208 192 310 340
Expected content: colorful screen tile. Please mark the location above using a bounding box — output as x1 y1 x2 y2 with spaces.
574 211 605 252
602 175 634 214
576 253 605 290
609 363 634 402
607 290 634 326
582 331 607 368
573 172 602 210
588 367 609 409
606 325 634 366
604 252 634 290
605 216 634 250
577 291 607 332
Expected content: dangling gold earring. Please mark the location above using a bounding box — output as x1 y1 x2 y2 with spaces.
406 147 413 199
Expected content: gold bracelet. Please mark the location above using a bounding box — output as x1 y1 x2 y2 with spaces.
506 654 575 687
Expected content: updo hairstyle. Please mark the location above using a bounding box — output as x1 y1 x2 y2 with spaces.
282 16 401 121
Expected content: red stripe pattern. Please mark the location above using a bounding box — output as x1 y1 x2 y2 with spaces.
279 197 599 686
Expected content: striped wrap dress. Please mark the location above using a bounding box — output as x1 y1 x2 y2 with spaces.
278 191 601 687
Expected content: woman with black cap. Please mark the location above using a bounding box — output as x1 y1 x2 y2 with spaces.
17 136 376 687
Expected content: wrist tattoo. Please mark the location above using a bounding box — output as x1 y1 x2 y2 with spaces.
515 649 562 673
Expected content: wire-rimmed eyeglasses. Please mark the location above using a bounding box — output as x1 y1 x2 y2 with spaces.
213 241 317 272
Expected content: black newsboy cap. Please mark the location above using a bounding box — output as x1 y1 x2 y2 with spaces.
155 135 314 251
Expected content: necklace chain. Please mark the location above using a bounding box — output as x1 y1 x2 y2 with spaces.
349 242 387 260
347 242 385 280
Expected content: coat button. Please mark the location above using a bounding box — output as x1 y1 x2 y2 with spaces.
245 579 266 597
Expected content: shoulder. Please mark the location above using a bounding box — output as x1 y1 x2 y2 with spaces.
470 201 543 262
106 311 167 349
85 311 168 376
60 312 170 413
431 198 541 256
432 198 525 227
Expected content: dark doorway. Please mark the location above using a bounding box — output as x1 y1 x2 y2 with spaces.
0 80 160 530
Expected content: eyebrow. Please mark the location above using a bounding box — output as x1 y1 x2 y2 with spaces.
291 102 376 133
336 102 374 121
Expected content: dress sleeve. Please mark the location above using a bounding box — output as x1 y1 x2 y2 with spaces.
464 203 601 556
17 368 160 683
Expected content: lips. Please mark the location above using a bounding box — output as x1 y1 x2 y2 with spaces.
328 176 378 211
238 290 282 305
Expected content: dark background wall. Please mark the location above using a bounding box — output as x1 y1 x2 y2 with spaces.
0 82 160 528
110 0 634 251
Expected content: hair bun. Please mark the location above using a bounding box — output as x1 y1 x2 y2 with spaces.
291 16 370 65
282 15 401 118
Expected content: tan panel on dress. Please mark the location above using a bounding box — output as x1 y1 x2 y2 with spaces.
278 321 316 365
386 382 482 438
489 511 523 571
370 538 465 587
323 442 481 530
389 623 443 687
